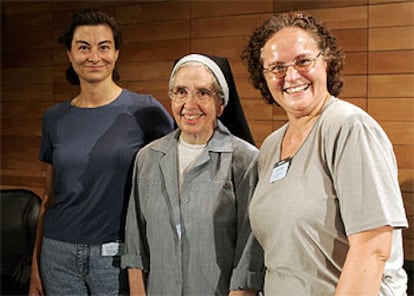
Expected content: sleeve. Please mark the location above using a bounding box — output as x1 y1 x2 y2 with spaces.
326 113 408 236
39 112 53 164
121 153 149 272
229 143 264 291
138 97 175 143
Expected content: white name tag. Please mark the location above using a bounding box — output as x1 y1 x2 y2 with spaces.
270 157 291 183
101 241 124 256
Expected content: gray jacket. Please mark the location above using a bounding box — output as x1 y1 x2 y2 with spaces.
122 121 264 295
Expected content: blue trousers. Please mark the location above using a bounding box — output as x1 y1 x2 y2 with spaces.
40 237 128 295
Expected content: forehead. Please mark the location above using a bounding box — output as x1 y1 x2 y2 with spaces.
262 27 318 61
72 24 114 41
173 64 216 86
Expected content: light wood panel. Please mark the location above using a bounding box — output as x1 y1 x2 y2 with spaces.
307 6 368 29
334 28 368 51
368 98 414 122
369 1 414 27
369 26 414 51
369 50 414 74
341 75 368 97
191 1 273 18
368 74 414 97
274 0 368 12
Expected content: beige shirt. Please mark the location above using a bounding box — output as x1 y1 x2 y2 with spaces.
249 97 408 295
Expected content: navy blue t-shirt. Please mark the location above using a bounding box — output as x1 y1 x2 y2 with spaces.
40 89 174 244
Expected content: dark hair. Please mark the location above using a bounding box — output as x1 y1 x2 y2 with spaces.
58 9 123 85
241 11 344 104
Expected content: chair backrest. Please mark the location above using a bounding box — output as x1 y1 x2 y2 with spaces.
1 189 41 294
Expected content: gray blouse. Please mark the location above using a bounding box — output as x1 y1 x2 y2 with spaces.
122 121 264 295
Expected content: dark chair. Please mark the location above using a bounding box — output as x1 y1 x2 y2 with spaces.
405 260 414 295
1 189 41 295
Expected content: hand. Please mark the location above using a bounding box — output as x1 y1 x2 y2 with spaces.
28 268 43 296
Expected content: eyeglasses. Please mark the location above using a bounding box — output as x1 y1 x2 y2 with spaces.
169 87 217 103
263 52 322 79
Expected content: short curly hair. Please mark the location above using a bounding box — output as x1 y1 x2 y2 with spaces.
241 11 344 104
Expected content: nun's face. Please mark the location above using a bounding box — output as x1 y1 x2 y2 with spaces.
170 64 224 144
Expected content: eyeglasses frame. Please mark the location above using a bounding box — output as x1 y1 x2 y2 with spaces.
169 87 219 103
263 52 323 79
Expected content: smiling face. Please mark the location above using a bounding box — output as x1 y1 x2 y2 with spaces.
171 64 224 144
67 24 119 85
261 27 329 118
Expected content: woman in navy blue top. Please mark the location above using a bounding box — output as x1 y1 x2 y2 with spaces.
29 9 174 296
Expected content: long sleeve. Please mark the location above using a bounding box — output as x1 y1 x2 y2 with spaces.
121 154 149 272
229 142 264 291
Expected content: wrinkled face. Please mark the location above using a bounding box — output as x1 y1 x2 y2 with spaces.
67 24 119 84
261 27 329 118
170 65 224 144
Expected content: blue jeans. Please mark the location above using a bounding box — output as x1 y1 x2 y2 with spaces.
40 237 128 296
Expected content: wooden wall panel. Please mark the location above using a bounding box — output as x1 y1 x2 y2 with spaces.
369 26 414 51
368 98 414 122
191 1 273 18
191 36 248 61
1 118 42 137
119 40 191 63
191 14 271 39
2 48 53 68
333 29 368 51
118 61 172 82
115 2 190 25
274 0 368 12
1 1 52 15
381 122 414 145
368 74 414 97
404 192 414 215
1 0 413 261
273 105 289 121
250 120 273 144
3 67 54 84
369 50 414 74
341 75 368 97
395 145 414 170
122 20 190 43
307 6 368 29
1 136 42 158
400 169 414 192
343 98 367 110
53 82 78 103
242 99 273 121
369 0 411 4
343 52 368 75
369 1 414 27
236 80 264 100
1 84 53 102
1 102 50 119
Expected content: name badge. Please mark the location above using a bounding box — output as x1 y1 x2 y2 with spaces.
101 241 124 256
270 157 291 183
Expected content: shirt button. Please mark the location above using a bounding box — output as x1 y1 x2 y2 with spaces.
182 196 189 203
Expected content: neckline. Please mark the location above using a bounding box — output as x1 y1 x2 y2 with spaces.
70 89 124 110
179 136 207 149
278 95 334 161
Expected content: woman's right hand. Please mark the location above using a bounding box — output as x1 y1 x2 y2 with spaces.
29 164 54 296
28 266 43 296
